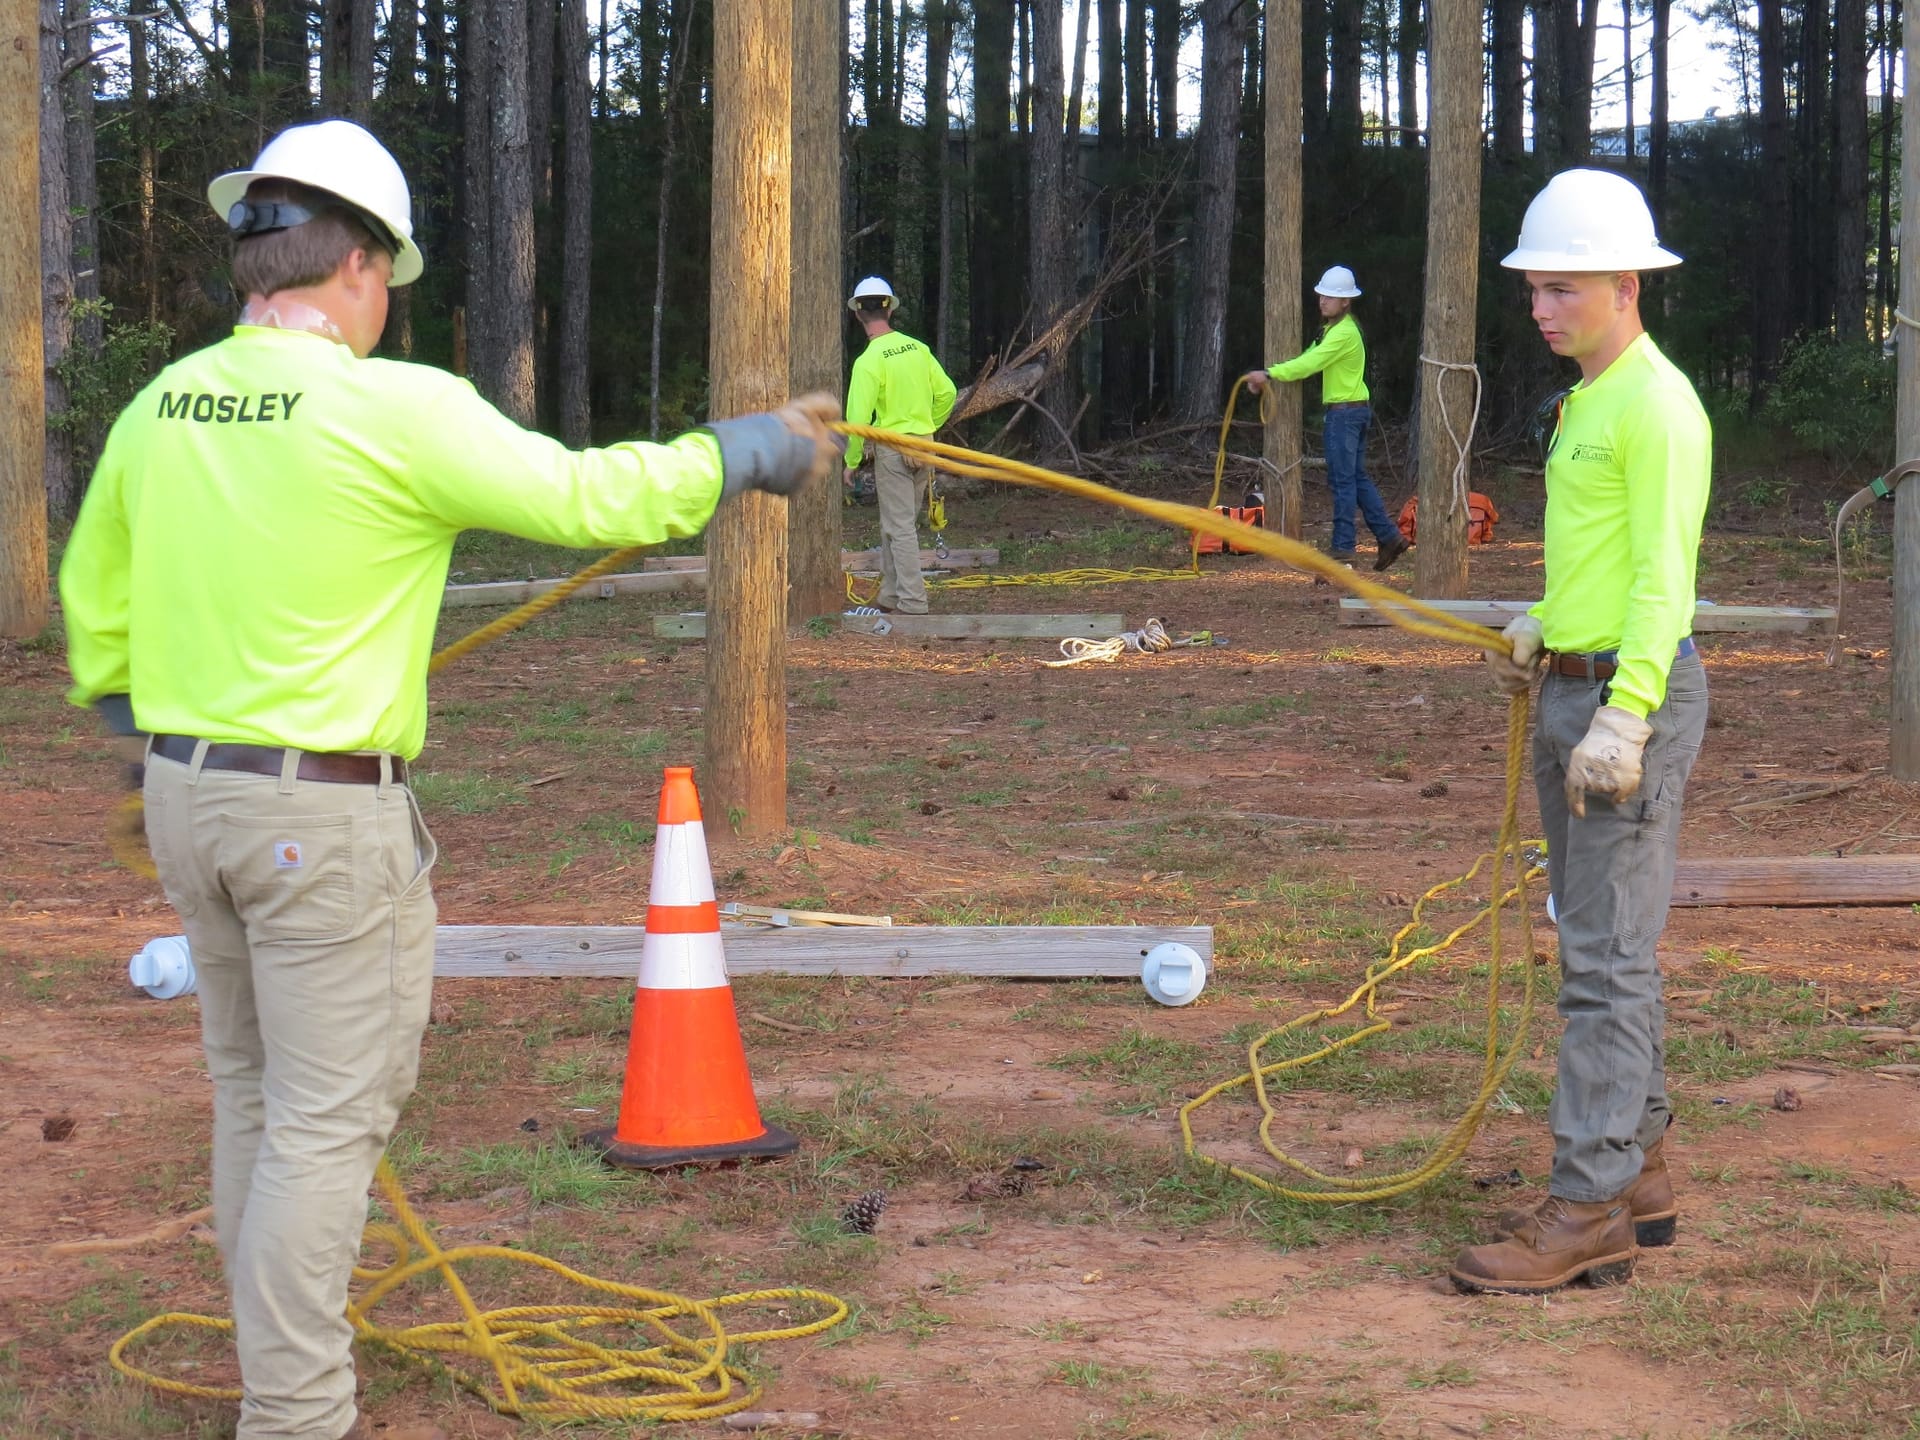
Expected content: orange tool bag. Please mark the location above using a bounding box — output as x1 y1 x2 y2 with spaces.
1396 492 1499 546
1196 485 1266 555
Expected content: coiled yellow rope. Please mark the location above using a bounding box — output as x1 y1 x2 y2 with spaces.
834 417 1541 1205
110 1157 847 1422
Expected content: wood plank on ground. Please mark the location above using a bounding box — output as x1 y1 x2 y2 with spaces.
640 548 1000 573
1338 598 1837 633
1669 856 1920 907
654 612 1123 640
442 570 703 608
433 924 1211 978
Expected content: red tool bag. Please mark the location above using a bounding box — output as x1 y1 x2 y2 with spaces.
1397 493 1499 546
1195 505 1266 555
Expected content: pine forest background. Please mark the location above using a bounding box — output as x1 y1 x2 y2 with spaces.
32 0 1908 523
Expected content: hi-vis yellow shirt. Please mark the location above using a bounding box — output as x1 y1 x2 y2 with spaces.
61 325 724 758
1267 313 1369 404
1532 333 1712 718
843 329 956 467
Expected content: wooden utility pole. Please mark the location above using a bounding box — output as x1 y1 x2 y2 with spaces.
1892 0 1920 777
705 0 792 836
787 0 843 620
1410 0 1480 599
2 0 49 636
1264 0 1303 537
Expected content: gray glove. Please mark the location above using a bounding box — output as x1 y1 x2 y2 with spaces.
707 392 845 500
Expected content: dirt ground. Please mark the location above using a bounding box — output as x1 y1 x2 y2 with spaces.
3 468 1918 1440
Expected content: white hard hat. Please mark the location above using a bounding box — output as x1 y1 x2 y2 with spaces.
208 120 423 286
1314 265 1361 298
848 275 897 310
1501 168 1681 272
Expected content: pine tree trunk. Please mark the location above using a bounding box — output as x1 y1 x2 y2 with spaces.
1 0 48 635
64 0 102 471
1836 0 1869 342
1557 0 1599 161
488 0 537 425
1491 0 1524 158
461 0 495 385
128 0 157 329
1152 0 1177 139
923 0 952 351
1877 0 1898 341
1395 0 1418 145
321 0 375 117
1531 0 1561 162
1794 0 1831 335
1124 0 1147 138
529 0 556 426
381 0 419 357
1649 0 1671 223
1097 0 1120 139
647 0 694 435
39 0 74 523
1178 0 1247 422
705 0 791 837
1411 0 1480 599
970 0 1019 364
1327 0 1361 147
1301 0 1327 142
1755 0 1790 399
788 0 844 619
1067 0 1091 138
558 0 592 444
1028 0 1075 432
1266 0 1305 538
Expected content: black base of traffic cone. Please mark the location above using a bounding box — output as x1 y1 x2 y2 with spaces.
584 1122 800 1171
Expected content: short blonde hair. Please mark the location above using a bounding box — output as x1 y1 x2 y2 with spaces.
230 179 391 297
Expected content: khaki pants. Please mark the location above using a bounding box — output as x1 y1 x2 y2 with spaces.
874 446 931 614
1534 652 1708 1202
144 746 438 1440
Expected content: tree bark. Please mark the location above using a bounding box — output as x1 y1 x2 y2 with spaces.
1411 0 1480 599
705 0 792 837
461 0 495 392
1754 0 1790 399
1178 0 1248 422
2 0 48 635
1836 0 1870 342
557 0 592 445
789 0 843 619
381 0 419 357
647 0 694 435
923 0 952 354
1266 0 1304 538
39 0 73 524
1302 0 1327 142
1327 0 1362 147
1028 0 1075 431
1097 0 1120 139
1491 0 1524 158
1067 0 1091 137
486 0 537 425
322 0 376 117
1795 0 1831 335
1878 0 1898 342
1530 0 1560 161
1554 0 1600 162
1396 0 1419 145
1152 0 1178 138
1124 0 1147 138
1891 0 1920 776
970 0 1018 363
63 0 101 468
1649 0 1671 223
127 0 156 329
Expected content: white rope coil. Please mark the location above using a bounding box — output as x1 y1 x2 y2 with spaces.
1046 617 1197 667
1419 354 1483 516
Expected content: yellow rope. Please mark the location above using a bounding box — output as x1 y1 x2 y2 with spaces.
110 1158 847 1422
835 419 1539 1205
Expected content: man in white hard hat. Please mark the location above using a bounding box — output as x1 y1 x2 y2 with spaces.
58 119 841 1440
1241 265 1409 571
843 277 957 613
1451 168 1710 1296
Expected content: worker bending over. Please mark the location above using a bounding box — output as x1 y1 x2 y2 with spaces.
59 119 840 1440
1242 265 1408 571
1455 169 1710 1295
842 277 957 614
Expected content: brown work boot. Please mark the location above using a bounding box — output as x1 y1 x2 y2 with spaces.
340 1418 449 1440
1449 1194 1637 1295
1372 534 1411 571
1496 1131 1678 1247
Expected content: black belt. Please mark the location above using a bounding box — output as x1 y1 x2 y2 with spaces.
1324 400 1369 410
1544 637 1698 682
150 733 408 786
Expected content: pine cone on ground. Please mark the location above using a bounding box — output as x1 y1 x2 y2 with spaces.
840 1189 888 1235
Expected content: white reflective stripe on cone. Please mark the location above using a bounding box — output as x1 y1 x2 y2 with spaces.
635 929 730 990
650 820 717 906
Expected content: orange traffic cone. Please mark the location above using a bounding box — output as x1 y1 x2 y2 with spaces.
586 766 799 1169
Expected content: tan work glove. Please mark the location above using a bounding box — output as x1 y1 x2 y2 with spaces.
1486 614 1545 695
1565 705 1653 818
1240 370 1270 394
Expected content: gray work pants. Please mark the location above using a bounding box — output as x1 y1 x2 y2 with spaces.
874 446 931 614
1534 652 1708 1202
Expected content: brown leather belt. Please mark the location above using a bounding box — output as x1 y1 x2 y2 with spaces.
1544 636 1698 682
150 733 408 786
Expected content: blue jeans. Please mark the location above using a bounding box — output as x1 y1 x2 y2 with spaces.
1322 404 1399 556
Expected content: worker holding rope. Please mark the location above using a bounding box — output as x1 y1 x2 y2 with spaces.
1452 170 1711 1295
1241 265 1409 572
57 119 840 1440
843 276 957 614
